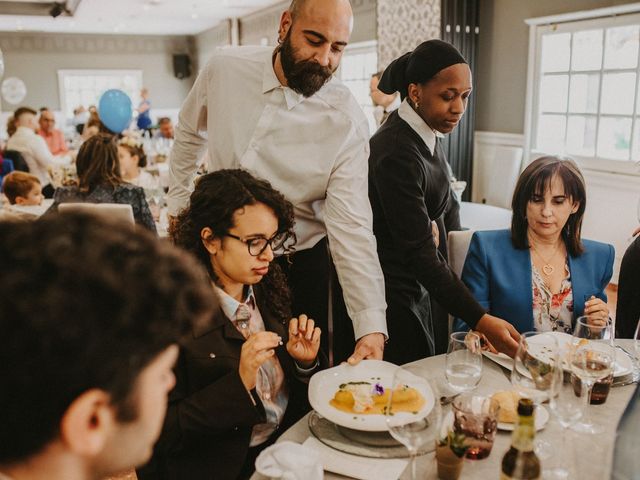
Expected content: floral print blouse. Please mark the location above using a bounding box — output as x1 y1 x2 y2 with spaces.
532 262 573 333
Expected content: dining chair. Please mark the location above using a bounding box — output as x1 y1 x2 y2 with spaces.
58 203 135 226
447 229 475 336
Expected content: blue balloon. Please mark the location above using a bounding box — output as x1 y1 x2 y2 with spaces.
98 89 132 134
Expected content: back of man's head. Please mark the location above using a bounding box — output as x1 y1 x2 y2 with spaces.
13 107 37 127
0 213 216 475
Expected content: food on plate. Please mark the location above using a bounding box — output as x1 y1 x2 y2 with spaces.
330 381 424 415
491 390 520 424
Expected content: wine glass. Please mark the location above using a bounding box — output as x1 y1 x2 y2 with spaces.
386 367 440 480
571 316 615 434
445 331 482 393
511 331 558 458
544 342 582 479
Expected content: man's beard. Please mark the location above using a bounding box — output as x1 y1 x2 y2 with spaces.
279 32 334 98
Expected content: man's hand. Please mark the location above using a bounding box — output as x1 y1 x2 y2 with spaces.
474 314 520 358
431 221 440 249
347 332 385 365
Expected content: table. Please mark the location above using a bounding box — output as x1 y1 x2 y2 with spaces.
252 341 636 479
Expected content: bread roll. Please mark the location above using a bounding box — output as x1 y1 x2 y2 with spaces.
491 390 520 424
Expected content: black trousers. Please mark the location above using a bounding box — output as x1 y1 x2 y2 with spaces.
276 237 355 365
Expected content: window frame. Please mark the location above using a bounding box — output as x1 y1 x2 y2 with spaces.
57 69 143 120
524 6 640 176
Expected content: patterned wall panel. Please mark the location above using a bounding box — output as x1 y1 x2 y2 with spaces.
376 0 441 69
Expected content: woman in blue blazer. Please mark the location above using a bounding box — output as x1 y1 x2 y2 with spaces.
459 156 614 333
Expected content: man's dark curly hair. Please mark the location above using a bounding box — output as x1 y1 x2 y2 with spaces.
170 169 296 322
0 213 217 464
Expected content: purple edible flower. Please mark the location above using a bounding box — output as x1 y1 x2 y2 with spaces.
373 383 385 395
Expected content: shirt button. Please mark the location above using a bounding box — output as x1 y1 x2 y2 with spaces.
209 353 216 359
234 426 239 431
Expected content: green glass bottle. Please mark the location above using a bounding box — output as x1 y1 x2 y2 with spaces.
500 398 541 480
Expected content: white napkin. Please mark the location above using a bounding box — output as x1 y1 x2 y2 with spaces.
255 441 323 480
302 437 408 480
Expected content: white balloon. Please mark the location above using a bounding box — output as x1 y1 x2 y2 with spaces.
2 77 27 105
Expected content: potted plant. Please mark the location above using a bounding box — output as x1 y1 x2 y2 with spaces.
436 431 468 480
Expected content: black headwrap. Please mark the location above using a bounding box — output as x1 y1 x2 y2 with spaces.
378 40 467 100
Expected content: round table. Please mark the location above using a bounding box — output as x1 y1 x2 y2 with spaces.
251 341 637 479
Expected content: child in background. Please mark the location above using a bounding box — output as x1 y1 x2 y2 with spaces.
2 171 43 206
118 136 157 189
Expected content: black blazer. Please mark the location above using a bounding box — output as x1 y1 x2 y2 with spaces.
137 286 313 480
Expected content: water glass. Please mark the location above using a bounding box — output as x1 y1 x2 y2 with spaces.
445 332 482 393
386 367 440 480
571 316 615 434
633 317 640 382
452 394 499 460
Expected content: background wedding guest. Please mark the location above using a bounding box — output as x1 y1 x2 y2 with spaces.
6 107 55 198
37 108 68 155
154 117 174 140
370 70 400 128
137 87 152 132
1 171 43 206
0 212 217 480
118 136 157 189
616 227 640 338
167 0 387 365
139 169 321 480
46 133 157 233
369 40 521 363
459 156 613 333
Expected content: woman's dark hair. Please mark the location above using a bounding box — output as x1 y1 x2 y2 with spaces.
170 169 297 321
511 156 586 256
76 133 123 193
118 142 147 168
378 39 467 99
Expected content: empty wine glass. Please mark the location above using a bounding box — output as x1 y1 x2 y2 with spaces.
386 367 439 480
511 331 558 458
544 342 582 479
571 316 615 434
445 331 482 393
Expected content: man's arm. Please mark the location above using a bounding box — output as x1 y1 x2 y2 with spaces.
166 66 210 216
324 121 388 363
32 136 55 173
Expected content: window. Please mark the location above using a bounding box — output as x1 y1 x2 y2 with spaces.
526 9 640 174
57 69 143 120
336 41 378 135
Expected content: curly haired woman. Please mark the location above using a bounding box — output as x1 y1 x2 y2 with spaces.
138 169 321 480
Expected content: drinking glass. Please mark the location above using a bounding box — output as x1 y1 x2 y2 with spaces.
386 367 440 480
571 316 615 434
451 394 499 460
545 342 582 479
445 332 482 393
511 331 558 458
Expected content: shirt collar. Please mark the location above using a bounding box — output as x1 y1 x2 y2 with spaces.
16 126 35 136
397 98 444 154
386 93 402 113
261 49 306 110
215 284 256 320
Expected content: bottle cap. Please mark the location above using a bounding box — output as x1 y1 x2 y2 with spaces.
517 398 535 416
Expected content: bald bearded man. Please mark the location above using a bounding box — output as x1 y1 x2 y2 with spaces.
166 0 388 371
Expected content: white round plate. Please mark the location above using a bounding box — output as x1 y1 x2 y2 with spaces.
527 331 633 378
308 359 436 432
498 404 549 431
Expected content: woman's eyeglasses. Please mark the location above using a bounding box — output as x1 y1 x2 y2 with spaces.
225 232 289 256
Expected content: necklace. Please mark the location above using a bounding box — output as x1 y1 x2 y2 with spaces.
529 238 562 276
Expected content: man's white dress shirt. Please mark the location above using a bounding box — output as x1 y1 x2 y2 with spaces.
168 46 387 340
6 126 54 186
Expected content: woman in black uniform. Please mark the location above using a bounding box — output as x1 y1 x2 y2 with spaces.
369 40 520 364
